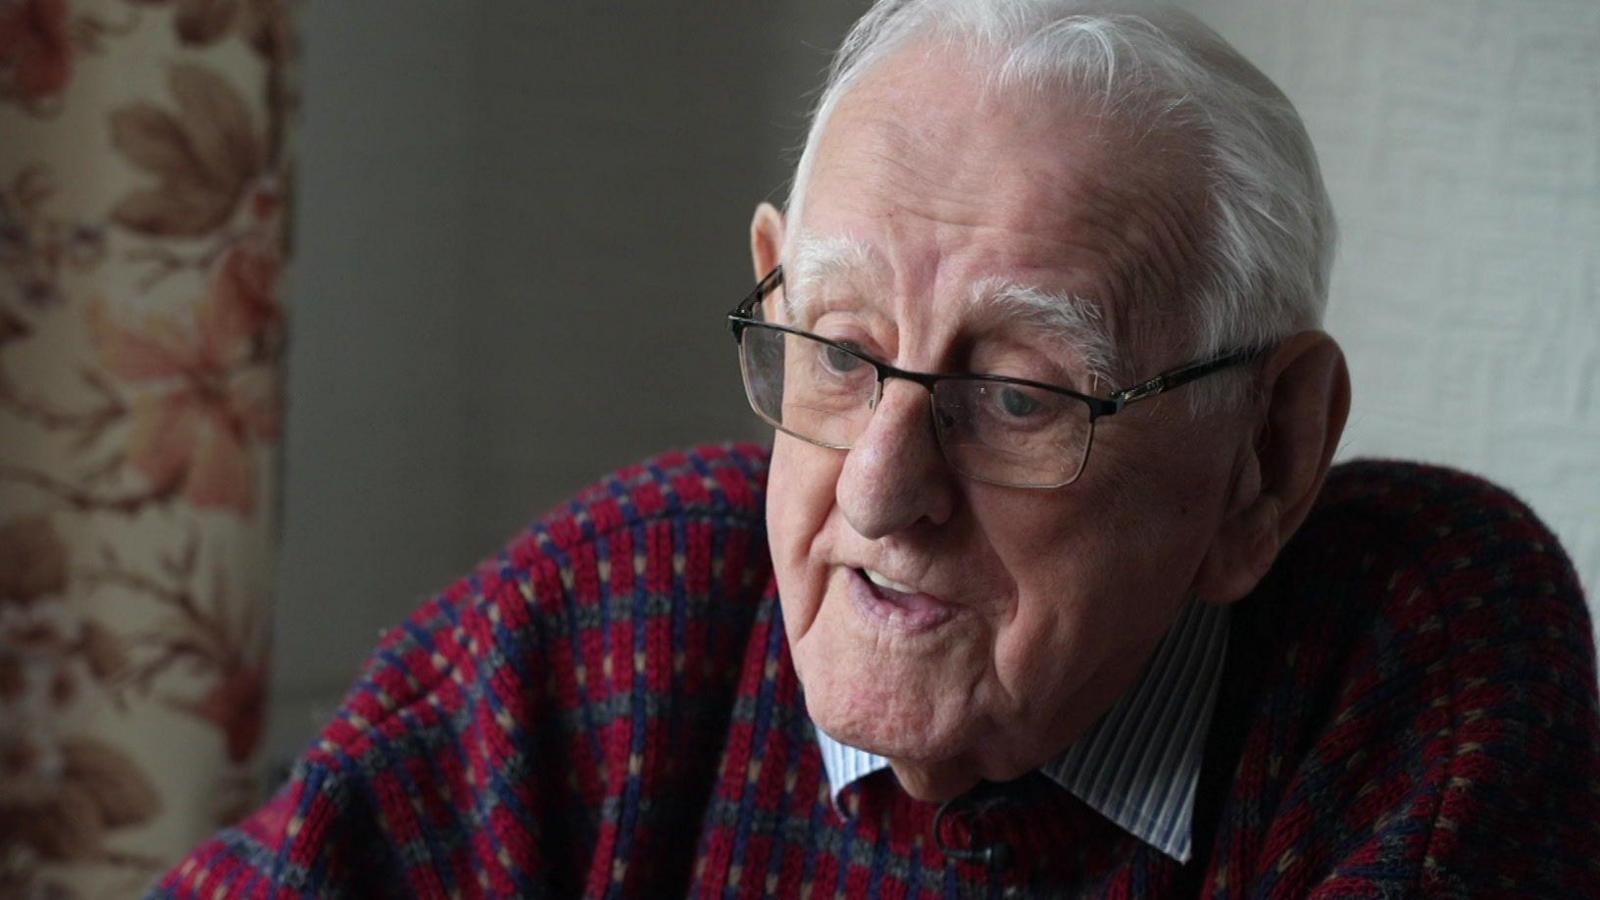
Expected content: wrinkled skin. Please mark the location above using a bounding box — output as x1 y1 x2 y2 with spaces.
750 47 1350 802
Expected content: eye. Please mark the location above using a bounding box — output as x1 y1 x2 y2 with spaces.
821 342 866 375
997 385 1041 418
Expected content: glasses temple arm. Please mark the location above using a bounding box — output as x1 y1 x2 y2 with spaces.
1110 348 1262 404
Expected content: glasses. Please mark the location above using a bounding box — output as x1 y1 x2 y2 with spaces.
726 266 1258 489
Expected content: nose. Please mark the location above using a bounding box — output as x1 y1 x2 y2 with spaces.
835 378 956 539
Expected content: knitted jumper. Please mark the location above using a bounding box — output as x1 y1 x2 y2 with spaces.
151 443 1600 898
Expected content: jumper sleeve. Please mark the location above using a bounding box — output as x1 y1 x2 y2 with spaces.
145 443 774 899
145 752 394 898
146 571 571 899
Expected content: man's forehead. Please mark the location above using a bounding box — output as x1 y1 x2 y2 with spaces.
794 44 1208 327
810 45 1132 198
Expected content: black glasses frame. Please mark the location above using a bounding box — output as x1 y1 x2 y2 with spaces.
726 265 1260 485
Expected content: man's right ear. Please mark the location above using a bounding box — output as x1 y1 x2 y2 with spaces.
750 202 786 280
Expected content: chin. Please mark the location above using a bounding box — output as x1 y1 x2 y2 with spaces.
788 581 996 758
792 638 973 763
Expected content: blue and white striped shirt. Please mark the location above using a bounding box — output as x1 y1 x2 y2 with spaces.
814 597 1230 863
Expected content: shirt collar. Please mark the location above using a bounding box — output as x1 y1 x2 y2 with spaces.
813 596 1230 864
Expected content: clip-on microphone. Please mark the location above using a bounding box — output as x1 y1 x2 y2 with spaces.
932 784 1016 872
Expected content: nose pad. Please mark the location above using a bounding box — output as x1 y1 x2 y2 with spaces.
860 378 951 465
838 377 957 535
867 377 950 441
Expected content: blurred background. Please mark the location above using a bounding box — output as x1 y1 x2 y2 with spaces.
1 0 1594 891
271 0 1600 770
263 0 866 772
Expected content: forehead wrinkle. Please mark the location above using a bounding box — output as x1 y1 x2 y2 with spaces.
968 276 1117 383
1064 144 1210 371
783 233 889 319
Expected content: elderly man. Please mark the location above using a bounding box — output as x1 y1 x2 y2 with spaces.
153 1 1599 897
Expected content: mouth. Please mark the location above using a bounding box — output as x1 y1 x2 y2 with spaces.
847 567 957 634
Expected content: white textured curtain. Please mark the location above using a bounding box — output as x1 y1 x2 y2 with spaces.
0 0 296 894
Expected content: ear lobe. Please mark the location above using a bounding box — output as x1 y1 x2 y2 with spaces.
750 202 786 280
1193 331 1351 605
1257 332 1350 543
1194 495 1282 604
1192 454 1275 605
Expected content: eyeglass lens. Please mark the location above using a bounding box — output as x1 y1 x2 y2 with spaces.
738 325 1091 487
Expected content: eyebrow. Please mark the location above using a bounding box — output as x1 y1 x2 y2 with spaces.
782 232 1119 384
966 276 1117 383
782 233 887 320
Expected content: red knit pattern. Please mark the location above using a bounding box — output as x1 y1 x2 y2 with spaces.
149 444 1600 898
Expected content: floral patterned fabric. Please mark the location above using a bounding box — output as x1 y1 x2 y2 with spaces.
1 1 296 895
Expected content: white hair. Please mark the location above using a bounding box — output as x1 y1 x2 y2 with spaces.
783 0 1337 412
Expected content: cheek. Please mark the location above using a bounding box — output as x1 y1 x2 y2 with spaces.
767 437 845 630
768 436 841 542
978 475 1213 691
986 518 1116 689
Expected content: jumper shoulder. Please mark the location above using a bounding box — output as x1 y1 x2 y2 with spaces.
1198 458 1600 897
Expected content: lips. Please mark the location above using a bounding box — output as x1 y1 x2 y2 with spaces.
848 567 956 633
